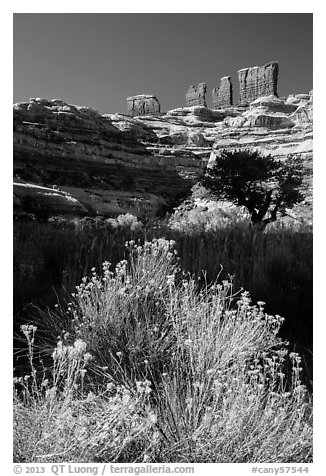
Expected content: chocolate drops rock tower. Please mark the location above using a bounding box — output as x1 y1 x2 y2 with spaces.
212 76 233 108
127 94 161 116
186 83 207 107
238 61 279 106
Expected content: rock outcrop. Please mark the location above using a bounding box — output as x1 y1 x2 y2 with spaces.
127 94 160 116
212 76 233 108
13 182 88 218
242 96 296 129
238 62 279 106
186 83 207 107
249 95 297 114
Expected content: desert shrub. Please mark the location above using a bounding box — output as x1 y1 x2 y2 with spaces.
14 239 312 463
66 238 179 386
106 213 143 232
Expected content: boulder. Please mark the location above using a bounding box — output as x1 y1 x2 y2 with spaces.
223 115 247 128
187 131 208 146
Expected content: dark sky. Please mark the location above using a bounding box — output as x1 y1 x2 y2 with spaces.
13 13 313 114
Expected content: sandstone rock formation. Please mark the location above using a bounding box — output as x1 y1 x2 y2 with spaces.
13 87 312 223
127 94 160 116
238 62 279 105
212 76 233 108
186 83 207 107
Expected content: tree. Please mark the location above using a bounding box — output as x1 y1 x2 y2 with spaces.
201 149 305 229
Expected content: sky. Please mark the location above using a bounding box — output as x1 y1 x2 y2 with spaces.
13 13 313 114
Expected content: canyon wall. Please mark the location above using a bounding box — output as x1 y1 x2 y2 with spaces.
13 98 208 219
13 83 312 222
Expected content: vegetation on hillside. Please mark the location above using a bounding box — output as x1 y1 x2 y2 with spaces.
14 216 313 379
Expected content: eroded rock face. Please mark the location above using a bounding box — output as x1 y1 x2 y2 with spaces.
212 76 233 108
238 62 279 106
13 98 208 219
186 83 207 107
127 94 160 116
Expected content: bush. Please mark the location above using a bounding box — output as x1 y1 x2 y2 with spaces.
169 202 250 232
14 239 312 463
73 214 143 233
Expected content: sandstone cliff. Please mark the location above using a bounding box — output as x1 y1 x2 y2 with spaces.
13 90 312 222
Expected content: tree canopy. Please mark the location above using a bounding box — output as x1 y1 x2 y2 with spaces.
201 149 305 228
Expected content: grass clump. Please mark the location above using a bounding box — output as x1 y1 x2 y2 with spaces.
14 239 312 463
